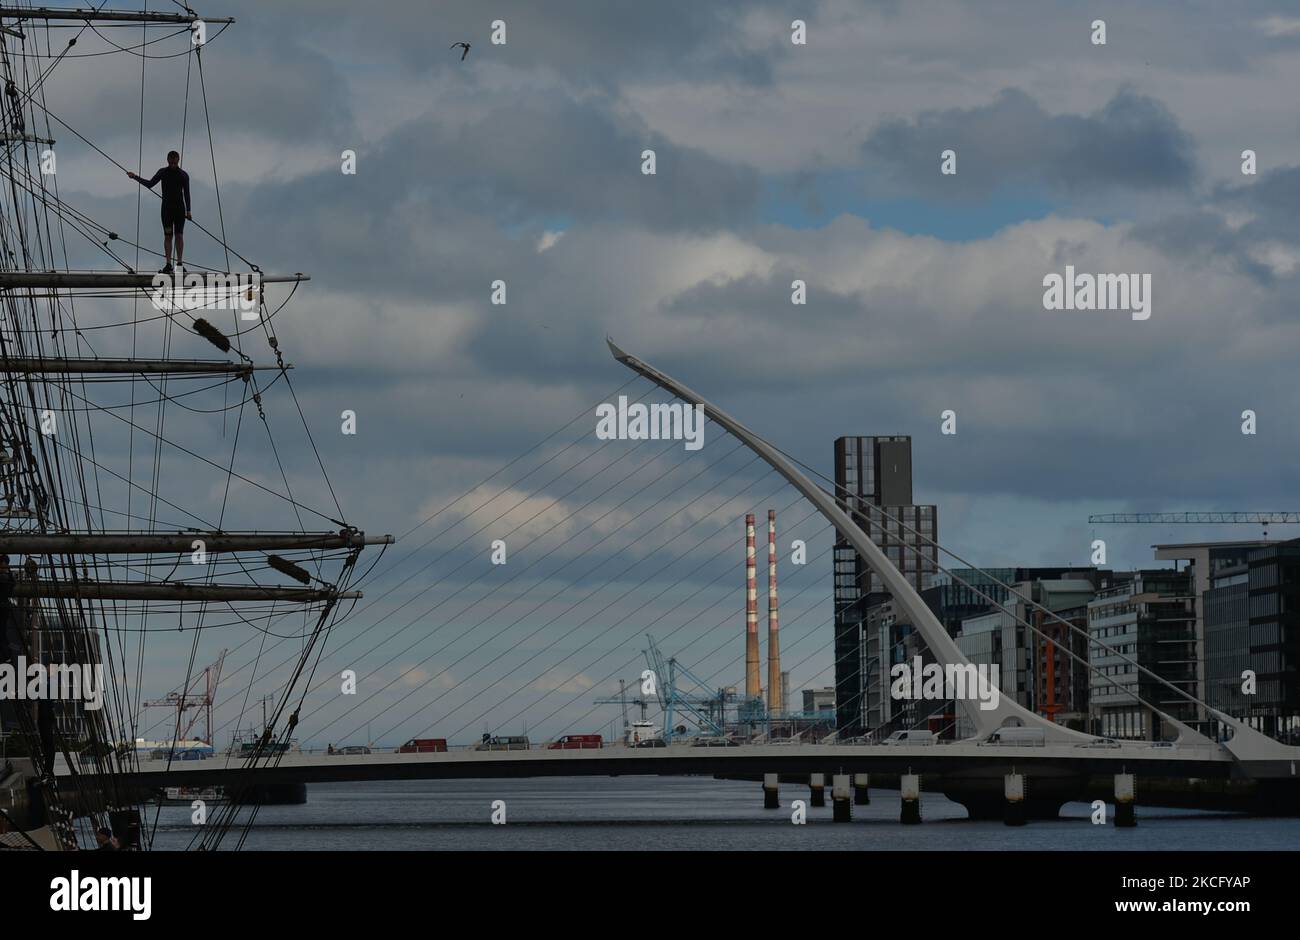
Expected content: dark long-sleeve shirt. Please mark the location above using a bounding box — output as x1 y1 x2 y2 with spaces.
140 165 191 212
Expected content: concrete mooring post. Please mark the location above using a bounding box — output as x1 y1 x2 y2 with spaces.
832 774 851 822
853 773 870 805
809 773 826 807
1114 773 1136 828
763 773 779 809
1004 772 1026 827
901 773 922 824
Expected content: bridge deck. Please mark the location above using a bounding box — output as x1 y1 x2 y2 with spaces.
66 742 1239 789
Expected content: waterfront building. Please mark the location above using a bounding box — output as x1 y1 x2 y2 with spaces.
832 436 937 735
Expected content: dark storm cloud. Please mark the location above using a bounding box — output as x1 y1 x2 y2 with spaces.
861 88 1197 199
200 32 355 140
1211 165 1300 245
228 87 757 289
222 0 789 87
1126 210 1277 285
36 24 354 149
1129 164 1300 287
28 0 1300 744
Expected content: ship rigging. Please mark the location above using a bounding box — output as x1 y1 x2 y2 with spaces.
0 3 390 851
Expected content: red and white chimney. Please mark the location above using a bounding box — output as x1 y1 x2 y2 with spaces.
767 509 781 714
745 513 761 700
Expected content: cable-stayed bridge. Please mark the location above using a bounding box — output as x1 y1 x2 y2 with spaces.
82 341 1300 826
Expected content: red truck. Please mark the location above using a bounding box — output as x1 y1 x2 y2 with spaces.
547 734 602 750
398 738 447 753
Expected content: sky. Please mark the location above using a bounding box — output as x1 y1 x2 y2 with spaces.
21 1 1300 746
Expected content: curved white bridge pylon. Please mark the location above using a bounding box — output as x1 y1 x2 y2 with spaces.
606 338 1092 745
607 339 1300 778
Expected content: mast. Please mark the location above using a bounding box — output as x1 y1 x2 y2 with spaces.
0 5 389 851
0 272 305 288
10 581 361 602
0 7 233 25
0 358 281 374
0 530 391 553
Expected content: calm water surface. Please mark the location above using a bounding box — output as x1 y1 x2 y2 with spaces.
146 777 1300 850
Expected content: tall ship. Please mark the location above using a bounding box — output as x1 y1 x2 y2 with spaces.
0 4 389 851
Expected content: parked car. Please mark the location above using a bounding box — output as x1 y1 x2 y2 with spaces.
397 738 447 753
882 730 936 746
475 735 530 751
980 727 1046 747
690 736 739 747
1075 736 1122 749
547 734 602 749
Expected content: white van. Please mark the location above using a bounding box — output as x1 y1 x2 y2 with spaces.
981 727 1045 747
882 730 936 746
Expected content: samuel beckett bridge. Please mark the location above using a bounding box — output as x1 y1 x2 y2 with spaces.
58 341 1300 827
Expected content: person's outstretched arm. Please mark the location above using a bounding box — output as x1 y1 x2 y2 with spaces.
125 168 163 188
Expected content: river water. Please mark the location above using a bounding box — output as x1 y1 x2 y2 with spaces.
144 777 1300 850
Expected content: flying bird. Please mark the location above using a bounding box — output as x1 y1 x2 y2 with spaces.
450 41 471 61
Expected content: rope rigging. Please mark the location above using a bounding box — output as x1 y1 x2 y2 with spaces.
0 9 362 851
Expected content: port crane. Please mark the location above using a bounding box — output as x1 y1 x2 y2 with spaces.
141 650 226 745
592 679 655 744
642 635 730 743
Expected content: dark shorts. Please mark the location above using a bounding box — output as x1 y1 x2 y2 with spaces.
162 204 187 234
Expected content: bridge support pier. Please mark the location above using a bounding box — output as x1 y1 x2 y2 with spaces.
763 773 779 809
853 773 870 805
809 773 825 807
1114 773 1136 828
832 774 851 822
1004 773 1026 827
901 773 922 824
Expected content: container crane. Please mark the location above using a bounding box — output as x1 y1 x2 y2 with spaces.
642 635 730 743
141 649 226 745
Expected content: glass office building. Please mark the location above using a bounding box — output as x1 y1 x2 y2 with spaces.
832 436 937 736
1205 539 1300 741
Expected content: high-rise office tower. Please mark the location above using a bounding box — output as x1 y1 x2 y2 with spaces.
832 436 937 737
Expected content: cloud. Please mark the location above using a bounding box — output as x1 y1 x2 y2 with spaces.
861 88 1197 199
530 670 597 694
31 0 1298 745
1257 16 1300 37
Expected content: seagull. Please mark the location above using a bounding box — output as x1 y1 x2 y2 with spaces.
450 41 471 61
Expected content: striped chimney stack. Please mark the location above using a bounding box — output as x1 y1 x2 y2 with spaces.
745 513 761 700
766 509 781 714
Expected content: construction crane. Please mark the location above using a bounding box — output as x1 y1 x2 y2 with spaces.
592 678 654 744
642 635 730 743
141 650 226 744
1089 512 1300 538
